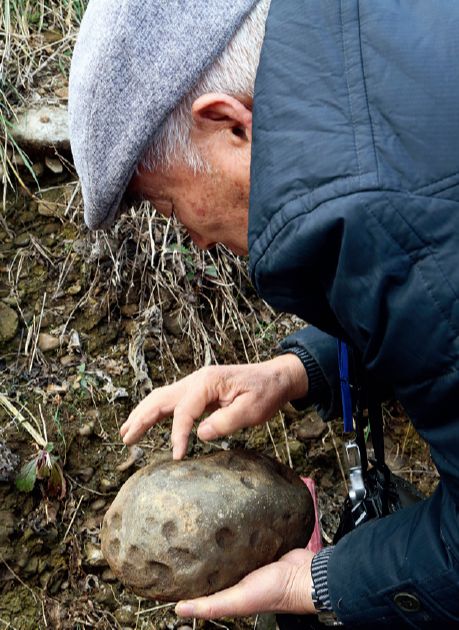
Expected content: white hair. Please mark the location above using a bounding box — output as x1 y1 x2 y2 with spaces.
140 0 271 173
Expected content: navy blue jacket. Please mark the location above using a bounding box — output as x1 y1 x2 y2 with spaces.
249 0 459 626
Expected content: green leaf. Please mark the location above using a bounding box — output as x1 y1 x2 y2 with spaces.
16 459 38 493
204 265 218 279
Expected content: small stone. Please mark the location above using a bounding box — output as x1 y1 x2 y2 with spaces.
116 445 144 472
13 233 30 247
38 332 60 352
37 199 58 216
60 354 76 367
114 605 137 626
66 283 81 296
120 304 138 317
85 543 107 567
287 439 304 460
55 86 69 100
11 106 70 152
23 556 39 576
101 450 314 601
78 421 95 437
32 162 44 177
94 583 117 605
45 156 63 174
99 477 119 492
0 303 18 343
296 414 327 441
75 467 94 483
163 311 183 337
101 568 117 583
90 499 106 512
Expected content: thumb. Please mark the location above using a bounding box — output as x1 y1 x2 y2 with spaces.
197 395 257 441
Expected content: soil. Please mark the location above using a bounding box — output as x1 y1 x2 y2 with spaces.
0 174 439 629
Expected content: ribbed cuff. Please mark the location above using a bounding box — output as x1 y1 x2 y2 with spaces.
311 546 335 611
280 346 329 410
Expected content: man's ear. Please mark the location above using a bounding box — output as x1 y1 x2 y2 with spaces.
192 93 252 143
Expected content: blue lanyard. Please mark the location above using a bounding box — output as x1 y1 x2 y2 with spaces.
337 339 354 433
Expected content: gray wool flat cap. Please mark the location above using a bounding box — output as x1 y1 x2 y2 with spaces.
69 0 260 231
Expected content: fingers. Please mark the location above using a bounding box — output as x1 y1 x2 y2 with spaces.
175 563 285 619
197 394 259 441
120 386 177 445
175 551 316 619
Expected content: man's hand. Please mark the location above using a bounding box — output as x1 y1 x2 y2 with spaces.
120 354 308 459
175 548 316 619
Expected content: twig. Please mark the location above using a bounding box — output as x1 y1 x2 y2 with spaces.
28 291 46 372
0 394 46 448
1 558 38 602
279 411 293 469
135 602 175 616
63 494 84 541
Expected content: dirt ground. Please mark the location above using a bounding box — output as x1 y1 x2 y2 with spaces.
0 166 440 630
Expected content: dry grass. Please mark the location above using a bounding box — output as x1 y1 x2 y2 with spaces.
1 0 86 194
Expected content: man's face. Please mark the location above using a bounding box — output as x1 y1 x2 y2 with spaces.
129 159 250 255
128 93 253 255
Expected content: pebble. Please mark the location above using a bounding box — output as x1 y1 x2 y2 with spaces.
116 445 144 472
44 156 63 174
78 421 95 437
11 106 70 151
114 605 137 626
32 162 44 177
60 354 76 367
101 568 117 583
296 414 327 441
120 303 138 317
99 477 119 492
85 543 107 567
90 498 106 512
13 233 30 247
75 466 94 482
0 303 18 343
37 199 58 217
38 332 60 352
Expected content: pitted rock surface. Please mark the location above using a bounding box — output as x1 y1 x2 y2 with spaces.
101 450 314 600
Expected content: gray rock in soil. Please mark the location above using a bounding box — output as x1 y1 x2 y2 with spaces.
0 443 20 482
0 303 18 343
11 106 69 152
101 449 314 601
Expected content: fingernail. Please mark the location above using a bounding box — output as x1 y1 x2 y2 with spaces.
199 424 215 440
175 601 195 617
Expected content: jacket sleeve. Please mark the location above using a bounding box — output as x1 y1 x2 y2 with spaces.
308 190 459 626
278 325 341 419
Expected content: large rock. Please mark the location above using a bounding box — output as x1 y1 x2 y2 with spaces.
101 450 314 601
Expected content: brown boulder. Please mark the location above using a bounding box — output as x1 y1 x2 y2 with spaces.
101 450 314 601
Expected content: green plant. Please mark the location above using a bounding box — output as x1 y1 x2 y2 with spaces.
15 442 66 498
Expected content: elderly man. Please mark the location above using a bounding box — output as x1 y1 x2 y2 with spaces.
69 0 459 627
